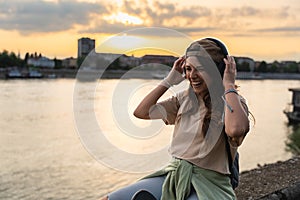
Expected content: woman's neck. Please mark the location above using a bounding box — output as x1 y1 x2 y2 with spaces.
196 90 208 104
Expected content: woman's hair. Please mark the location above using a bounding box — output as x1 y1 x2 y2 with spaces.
202 90 212 137
187 38 229 136
197 38 228 78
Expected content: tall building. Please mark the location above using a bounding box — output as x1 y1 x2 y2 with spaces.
78 37 95 58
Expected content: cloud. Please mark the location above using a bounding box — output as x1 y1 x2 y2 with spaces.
123 0 211 26
122 0 143 15
229 6 291 19
231 6 259 17
0 0 298 37
82 20 143 35
0 0 106 34
85 0 215 35
85 2 298 37
255 26 300 32
179 6 211 18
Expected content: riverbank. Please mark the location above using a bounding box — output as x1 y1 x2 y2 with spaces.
1 69 300 80
236 156 300 199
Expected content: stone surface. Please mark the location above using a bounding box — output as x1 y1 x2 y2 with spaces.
235 156 300 199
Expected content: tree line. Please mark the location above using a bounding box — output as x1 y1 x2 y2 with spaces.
0 50 24 68
236 60 300 73
1 50 299 73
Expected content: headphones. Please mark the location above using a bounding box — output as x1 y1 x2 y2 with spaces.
205 37 229 56
205 37 229 78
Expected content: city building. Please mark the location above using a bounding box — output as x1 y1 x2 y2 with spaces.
78 37 95 58
94 53 141 69
97 52 123 62
27 56 55 68
119 54 141 68
141 55 177 67
235 57 255 72
62 57 77 69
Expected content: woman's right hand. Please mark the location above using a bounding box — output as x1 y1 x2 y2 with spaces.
163 57 186 87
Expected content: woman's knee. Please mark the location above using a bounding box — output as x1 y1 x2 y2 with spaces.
108 176 165 200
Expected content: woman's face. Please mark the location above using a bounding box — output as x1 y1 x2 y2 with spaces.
185 56 210 95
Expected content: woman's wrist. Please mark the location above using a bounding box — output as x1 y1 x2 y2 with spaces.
164 68 185 87
224 88 238 96
224 83 235 90
161 79 172 88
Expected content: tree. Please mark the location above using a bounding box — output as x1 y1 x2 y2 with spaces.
0 50 23 68
284 63 299 73
24 52 29 63
256 61 267 73
236 61 250 72
269 63 278 73
54 57 62 69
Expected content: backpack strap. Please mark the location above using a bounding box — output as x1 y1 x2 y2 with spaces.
224 133 233 170
224 133 239 189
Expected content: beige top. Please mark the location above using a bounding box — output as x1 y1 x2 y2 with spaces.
153 89 239 174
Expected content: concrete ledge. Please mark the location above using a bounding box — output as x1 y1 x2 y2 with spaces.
258 181 300 200
235 156 300 199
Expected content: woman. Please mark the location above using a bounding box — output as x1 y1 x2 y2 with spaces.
102 38 250 200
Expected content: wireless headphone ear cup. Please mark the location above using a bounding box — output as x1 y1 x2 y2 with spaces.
218 62 225 78
204 37 229 78
204 37 229 56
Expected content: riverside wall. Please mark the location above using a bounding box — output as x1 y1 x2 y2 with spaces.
1 69 300 80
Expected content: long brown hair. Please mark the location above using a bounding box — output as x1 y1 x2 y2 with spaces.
186 86 223 137
202 90 212 137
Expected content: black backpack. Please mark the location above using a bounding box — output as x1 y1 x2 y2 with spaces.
224 134 240 189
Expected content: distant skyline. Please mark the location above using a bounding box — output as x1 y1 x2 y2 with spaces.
0 0 299 62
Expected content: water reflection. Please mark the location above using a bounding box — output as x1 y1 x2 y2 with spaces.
1 79 299 199
286 124 300 155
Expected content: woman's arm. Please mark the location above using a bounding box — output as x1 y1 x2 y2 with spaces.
223 56 250 145
133 57 185 119
133 84 169 119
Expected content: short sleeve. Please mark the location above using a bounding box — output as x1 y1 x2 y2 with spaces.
150 96 179 125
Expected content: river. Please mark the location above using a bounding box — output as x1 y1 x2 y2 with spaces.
0 78 299 199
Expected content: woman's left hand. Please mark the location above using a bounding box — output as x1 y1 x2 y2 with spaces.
223 55 237 87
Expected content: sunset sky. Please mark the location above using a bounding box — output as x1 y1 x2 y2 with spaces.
0 0 299 62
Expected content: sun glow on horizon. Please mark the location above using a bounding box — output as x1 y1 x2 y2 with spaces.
95 33 192 57
104 12 143 25
96 34 147 53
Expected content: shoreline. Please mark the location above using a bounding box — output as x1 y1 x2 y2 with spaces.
235 156 300 199
1 69 300 80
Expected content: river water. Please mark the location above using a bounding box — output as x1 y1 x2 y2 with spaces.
0 78 299 199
